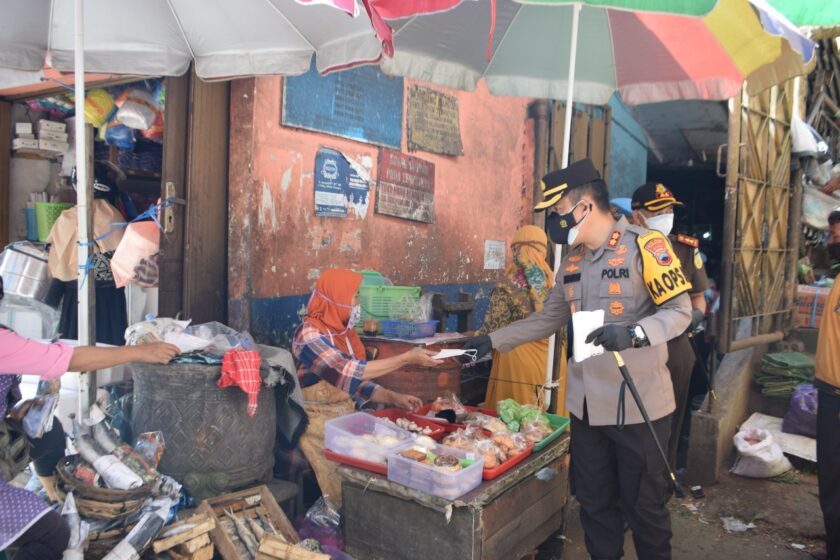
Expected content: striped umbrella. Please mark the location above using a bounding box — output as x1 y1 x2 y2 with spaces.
383 0 815 106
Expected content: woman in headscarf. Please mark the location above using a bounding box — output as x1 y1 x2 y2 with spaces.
292 269 442 505
478 225 555 409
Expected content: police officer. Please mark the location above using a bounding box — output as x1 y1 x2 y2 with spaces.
464 159 691 560
630 182 709 468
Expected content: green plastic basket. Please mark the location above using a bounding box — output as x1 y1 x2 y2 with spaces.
359 285 421 327
533 413 571 451
35 202 73 242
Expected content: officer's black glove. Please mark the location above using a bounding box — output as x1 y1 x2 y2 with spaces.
688 308 705 333
585 324 633 352
460 335 493 363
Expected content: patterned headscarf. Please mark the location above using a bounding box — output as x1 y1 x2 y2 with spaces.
508 226 555 312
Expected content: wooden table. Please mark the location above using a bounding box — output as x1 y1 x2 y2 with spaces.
340 434 570 560
362 334 472 402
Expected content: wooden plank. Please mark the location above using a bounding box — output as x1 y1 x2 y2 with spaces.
153 514 215 552
183 71 230 324
177 533 211 554
184 544 214 560
0 101 9 246
481 456 570 560
159 72 190 317
588 115 607 178
571 111 590 164
343 482 480 560
258 534 331 559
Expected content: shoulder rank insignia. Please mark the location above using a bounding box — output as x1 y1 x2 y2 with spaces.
675 233 699 249
607 230 621 249
637 230 692 306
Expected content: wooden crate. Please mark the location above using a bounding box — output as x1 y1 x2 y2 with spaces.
198 485 299 560
342 434 570 560
153 513 215 559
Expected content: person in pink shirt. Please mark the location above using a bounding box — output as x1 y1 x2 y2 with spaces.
0 277 178 560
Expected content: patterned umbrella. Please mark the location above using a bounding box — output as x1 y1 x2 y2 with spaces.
383 0 815 106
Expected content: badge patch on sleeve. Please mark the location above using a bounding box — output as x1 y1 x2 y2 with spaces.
694 248 703 270
637 231 692 305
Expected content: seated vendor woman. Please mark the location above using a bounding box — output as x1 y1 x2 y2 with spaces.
293 269 443 506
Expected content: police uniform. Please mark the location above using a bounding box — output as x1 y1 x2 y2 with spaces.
489 160 692 560
631 183 709 467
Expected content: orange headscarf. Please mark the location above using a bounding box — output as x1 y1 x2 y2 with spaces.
305 269 366 360
508 225 555 311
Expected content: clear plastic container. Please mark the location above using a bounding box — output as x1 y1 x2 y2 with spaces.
387 442 484 500
325 412 413 465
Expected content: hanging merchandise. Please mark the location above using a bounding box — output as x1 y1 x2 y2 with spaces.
141 111 164 143
116 88 159 130
82 88 116 127
101 119 137 150
110 222 161 288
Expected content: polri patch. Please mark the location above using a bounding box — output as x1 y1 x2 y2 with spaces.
602 268 630 280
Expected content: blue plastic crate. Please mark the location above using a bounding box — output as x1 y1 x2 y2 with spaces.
380 320 439 339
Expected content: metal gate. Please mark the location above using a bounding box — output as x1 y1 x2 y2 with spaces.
718 81 802 353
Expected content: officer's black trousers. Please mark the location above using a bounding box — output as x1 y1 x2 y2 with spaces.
571 406 672 560
817 387 840 560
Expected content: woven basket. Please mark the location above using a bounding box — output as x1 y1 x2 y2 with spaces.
55 456 151 520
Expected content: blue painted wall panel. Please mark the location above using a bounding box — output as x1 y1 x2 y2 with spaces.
607 93 648 198
282 62 404 149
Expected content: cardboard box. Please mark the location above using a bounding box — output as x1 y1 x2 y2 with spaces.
15 133 36 140
793 285 831 329
15 122 32 135
38 139 69 153
12 138 39 150
36 120 66 133
39 131 68 143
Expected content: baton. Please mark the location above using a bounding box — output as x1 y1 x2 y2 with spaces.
611 351 685 499
687 331 717 407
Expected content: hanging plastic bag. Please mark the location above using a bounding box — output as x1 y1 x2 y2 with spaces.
116 88 159 130
111 221 160 288
83 88 116 127
102 121 137 149
730 428 792 479
782 383 818 438
141 111 164 143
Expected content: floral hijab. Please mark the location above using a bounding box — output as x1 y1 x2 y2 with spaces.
503 226 554 312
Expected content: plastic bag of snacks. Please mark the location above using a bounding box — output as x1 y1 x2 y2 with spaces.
110 221 160 288
116 88 159 130
83 88 115 127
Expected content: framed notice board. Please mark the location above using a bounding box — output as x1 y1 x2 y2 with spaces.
282 62 404 149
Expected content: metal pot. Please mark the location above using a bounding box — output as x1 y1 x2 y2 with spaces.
0 242 52 304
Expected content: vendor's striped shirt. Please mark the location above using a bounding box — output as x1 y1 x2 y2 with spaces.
292 323 379 402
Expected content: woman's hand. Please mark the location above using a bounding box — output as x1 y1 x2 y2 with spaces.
135 342 180 364
391 392 423 412
406 347 444 368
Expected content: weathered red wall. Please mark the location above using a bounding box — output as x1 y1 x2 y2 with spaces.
228 76 535 331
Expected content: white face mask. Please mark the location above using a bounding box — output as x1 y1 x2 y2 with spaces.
645 213 674 237
566 202 589 246
347 305 361 330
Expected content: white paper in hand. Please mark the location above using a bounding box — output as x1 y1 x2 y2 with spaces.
430 349 478 361
572 310 605 363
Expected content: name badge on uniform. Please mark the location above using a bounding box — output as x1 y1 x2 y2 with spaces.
637 231 693 305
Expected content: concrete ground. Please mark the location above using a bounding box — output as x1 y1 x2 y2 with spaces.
543 469 826 560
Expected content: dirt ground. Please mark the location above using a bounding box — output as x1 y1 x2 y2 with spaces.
549 468 826 559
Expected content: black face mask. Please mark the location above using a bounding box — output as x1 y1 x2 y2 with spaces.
546 203 587 245
829 243 840 261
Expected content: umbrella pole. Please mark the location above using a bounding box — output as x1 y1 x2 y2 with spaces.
544 1 581 408
74 0 96 423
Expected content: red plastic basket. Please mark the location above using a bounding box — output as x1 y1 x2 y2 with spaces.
481 444 534 481
412 404 499 432
370 409 446 440
324 448 388 476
